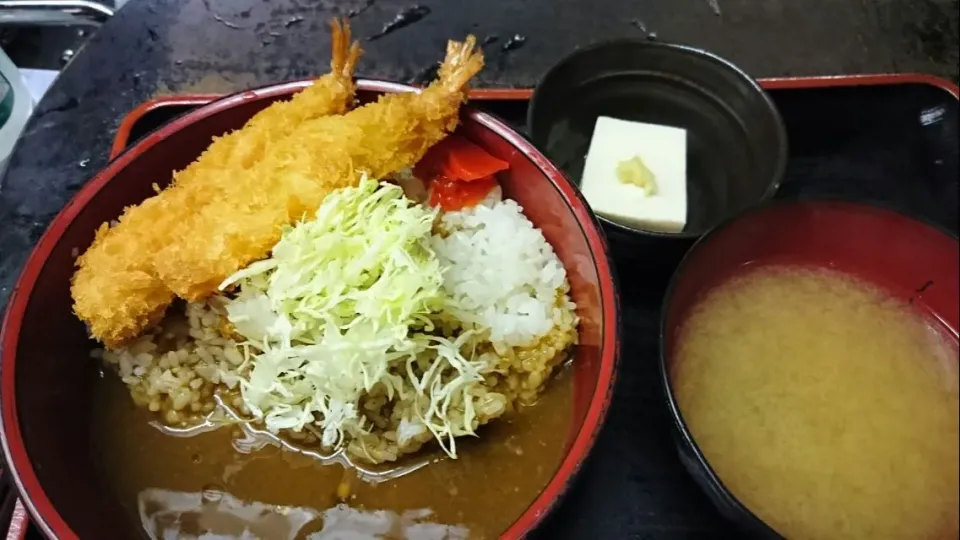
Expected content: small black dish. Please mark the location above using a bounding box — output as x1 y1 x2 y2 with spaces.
528 39 788 271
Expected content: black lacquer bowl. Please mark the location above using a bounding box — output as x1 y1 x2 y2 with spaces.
528 39 788 278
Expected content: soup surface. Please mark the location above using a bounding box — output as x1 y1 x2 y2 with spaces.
91 368 573 539
673 265 959 540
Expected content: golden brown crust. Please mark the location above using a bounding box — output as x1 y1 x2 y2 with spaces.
71 29 484 347
71 20 362 346
152 36 483 299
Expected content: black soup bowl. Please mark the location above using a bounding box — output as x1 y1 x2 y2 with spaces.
659 199 960 538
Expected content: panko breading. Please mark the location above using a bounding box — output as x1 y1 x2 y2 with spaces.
153 37 485 301
175 21 362 180
71 20 362 348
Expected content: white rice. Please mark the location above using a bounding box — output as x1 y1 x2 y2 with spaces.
432 197 571 350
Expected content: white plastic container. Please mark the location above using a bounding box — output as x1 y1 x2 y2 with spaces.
0 47 35 179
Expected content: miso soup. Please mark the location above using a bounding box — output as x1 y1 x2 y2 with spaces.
673 265 959 540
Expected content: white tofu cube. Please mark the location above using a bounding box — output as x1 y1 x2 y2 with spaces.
580 116 688 233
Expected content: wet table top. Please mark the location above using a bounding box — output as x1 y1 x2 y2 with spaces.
0 0 957 537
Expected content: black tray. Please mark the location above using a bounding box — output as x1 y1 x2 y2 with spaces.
15 76 958 539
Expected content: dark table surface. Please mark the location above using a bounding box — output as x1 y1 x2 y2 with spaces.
0 0 958 538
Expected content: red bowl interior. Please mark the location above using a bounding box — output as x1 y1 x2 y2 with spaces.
664 200 959 339
0 80 619 539
661 198 959 529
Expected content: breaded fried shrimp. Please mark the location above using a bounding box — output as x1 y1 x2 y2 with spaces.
152 37 485 300
71 20 362 347
175 19 362 178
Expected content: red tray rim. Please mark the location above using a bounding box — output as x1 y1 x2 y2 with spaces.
108 73 959 160
6 71 959 538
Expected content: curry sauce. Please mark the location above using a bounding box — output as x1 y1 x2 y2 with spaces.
91 367 573 539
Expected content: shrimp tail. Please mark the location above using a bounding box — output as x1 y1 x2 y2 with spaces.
438 35 484 94
330 18 363 80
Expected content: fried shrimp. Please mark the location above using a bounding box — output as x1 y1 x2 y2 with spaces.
176 19 362 178
152 37 484 300
71 20 362 348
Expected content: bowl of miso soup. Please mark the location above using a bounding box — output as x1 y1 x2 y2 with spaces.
661 199 959 540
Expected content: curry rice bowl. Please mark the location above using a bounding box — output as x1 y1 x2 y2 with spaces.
98 191 578 467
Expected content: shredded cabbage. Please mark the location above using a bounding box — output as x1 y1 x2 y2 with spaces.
221 176 488 457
